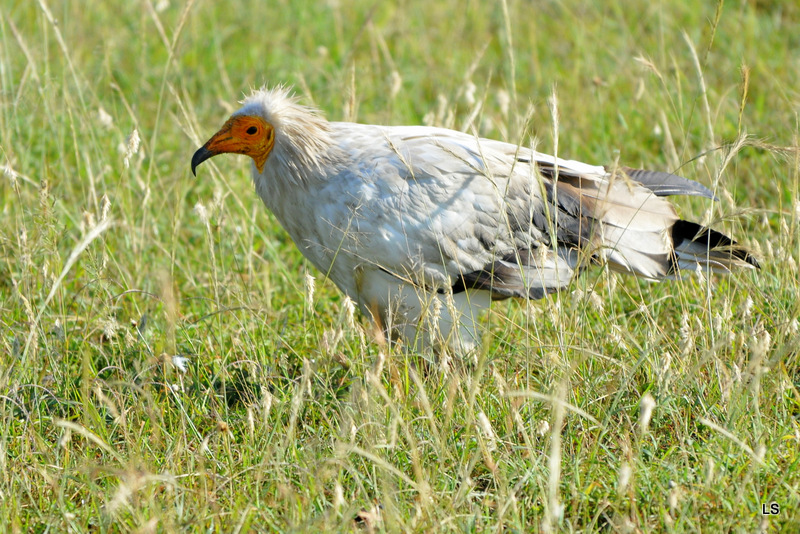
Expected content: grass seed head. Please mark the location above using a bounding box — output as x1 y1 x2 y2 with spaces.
638 393 655 436
477 411 497 452
122 128 140 169
617 462 631 495
97 107 113 128
305 273 316 312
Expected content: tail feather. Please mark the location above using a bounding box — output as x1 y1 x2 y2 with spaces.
599 226 671 279
575 171 758 279
455 163 757 302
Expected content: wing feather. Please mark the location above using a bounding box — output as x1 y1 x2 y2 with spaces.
620 167 717 199
326 124 752 304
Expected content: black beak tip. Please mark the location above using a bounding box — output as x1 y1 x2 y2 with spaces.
191 146 213 177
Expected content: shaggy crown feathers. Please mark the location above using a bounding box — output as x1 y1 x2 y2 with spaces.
236 86 337 183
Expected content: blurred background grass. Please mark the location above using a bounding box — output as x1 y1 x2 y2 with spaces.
1 0 798 531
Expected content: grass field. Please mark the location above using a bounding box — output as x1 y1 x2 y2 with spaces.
2 0 799 531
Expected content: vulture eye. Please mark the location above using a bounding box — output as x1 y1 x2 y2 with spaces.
246 126 258 135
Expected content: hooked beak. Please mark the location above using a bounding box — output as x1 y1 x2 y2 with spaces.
191 115 273 176
191 146 215 176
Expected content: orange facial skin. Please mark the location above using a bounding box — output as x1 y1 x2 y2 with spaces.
191 115 275 175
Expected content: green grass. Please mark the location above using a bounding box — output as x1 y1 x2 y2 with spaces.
1 0 799 531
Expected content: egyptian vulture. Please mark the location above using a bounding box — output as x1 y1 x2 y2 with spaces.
192 87 757 353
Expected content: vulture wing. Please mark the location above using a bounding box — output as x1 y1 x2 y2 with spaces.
356 126 756 301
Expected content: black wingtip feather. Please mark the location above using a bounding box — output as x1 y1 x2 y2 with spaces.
620 167 718 200
670 219 760 271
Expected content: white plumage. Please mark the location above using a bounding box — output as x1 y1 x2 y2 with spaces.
192 86 757 354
